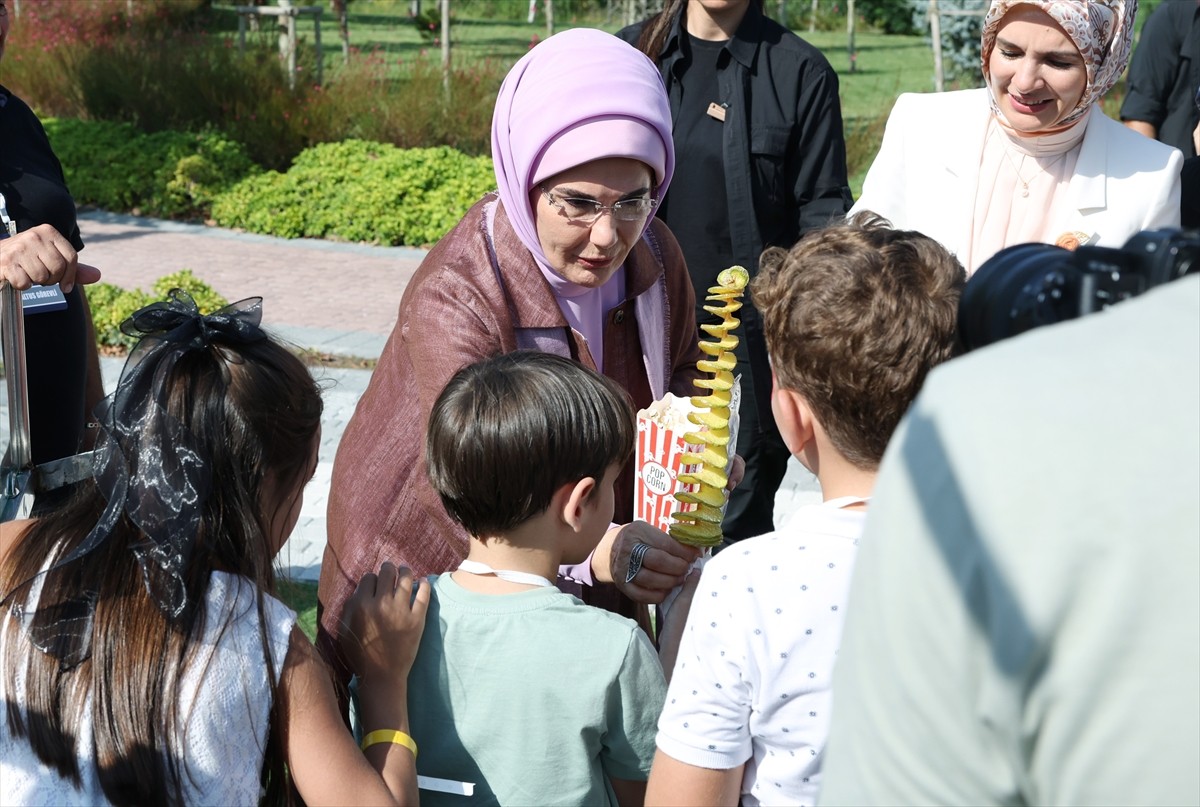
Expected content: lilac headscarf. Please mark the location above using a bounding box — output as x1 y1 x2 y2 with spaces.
490 28 675 369
492 28 674 251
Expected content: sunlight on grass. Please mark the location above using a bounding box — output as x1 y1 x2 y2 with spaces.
278 578 320 642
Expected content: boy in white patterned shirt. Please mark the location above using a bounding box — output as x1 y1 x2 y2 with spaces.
646 212 965 807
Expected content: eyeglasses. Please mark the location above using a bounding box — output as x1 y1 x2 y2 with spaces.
541 186 657 224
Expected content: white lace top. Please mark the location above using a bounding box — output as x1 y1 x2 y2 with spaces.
0 571 295 806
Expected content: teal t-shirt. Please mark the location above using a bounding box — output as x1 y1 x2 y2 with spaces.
407 574 666 806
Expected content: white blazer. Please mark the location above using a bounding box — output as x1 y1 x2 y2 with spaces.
852 88 1182 265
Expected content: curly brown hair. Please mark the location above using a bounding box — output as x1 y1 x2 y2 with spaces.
751 211 965 470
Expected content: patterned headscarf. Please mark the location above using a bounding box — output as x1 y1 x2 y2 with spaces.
981 0 1137 129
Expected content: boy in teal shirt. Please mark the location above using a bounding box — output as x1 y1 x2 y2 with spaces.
400 352 665 806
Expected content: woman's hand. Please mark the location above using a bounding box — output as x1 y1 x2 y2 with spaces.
726 453 746 491
0 223 101 292
592 522 702 604
338 562 430 683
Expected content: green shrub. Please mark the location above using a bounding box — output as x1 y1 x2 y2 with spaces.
212 140 495 247
12 1 507 173
85 272 228 351
43 119 257 220
413 7 441 42
313 52 505 156
74 30 323 171
85 283 154 352
151 270 230 314
7 0 215 118
858 0 919 34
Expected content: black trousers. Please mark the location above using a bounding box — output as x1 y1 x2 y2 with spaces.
23 285 89 514
719 318 790 543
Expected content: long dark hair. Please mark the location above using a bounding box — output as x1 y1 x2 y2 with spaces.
1 323 322 806
634 0 764 63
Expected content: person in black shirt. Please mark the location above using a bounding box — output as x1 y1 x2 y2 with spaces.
1120 0 1200 157
620 0 853 544
0 0 102 507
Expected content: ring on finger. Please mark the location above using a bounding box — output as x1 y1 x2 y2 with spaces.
624 542 651 584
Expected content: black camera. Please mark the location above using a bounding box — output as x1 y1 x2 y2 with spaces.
958 228 1200 351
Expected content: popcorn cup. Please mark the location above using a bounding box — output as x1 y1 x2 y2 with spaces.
634 381 741 534
636 382 741 629
634 394 700 532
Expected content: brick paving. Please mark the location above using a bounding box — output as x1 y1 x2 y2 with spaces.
4 212 821 582
78 210 426 355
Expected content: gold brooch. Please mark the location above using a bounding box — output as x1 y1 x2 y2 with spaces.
1055 231 1093 250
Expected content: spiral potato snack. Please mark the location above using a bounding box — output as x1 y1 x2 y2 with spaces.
669 265 749 547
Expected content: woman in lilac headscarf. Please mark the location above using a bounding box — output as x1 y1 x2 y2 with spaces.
318 28 705 688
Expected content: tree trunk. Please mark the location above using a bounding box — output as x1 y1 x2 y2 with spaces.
546 0 554 36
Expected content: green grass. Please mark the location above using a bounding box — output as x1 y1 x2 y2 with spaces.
278 578 320 642
806 31 937 119
805 30 936 195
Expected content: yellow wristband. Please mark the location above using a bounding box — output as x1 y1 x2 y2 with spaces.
360 729 418 758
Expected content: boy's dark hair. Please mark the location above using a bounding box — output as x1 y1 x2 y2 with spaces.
751 211 966 470
426 351 635 537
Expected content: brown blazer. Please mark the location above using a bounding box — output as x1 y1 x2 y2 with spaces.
317 195 702 680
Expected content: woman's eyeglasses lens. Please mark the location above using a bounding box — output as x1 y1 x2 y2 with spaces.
542 188 656 224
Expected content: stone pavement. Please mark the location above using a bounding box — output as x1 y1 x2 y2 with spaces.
4 211 822 582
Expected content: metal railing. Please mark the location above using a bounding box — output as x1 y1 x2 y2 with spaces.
1 281 34 521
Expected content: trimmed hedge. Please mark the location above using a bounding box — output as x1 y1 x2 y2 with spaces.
211 141 495 247
86 270 229 351
44 118 497 248
44 118 258 220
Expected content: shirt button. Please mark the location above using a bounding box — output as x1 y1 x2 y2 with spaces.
613 309 625 325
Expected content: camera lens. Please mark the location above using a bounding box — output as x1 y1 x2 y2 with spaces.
958 243 1079 352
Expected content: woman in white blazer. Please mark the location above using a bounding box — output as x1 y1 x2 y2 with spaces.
854 0 1180 274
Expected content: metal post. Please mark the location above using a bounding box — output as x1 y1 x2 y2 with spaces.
1 283 33 521
441 0 451 99
930 0 944 92
287 13 298 90
847 0 856 73
313 12 323 86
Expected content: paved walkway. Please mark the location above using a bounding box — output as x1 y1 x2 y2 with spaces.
5 211 822 581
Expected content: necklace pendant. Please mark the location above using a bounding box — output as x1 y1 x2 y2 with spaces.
1020 184 1030 198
